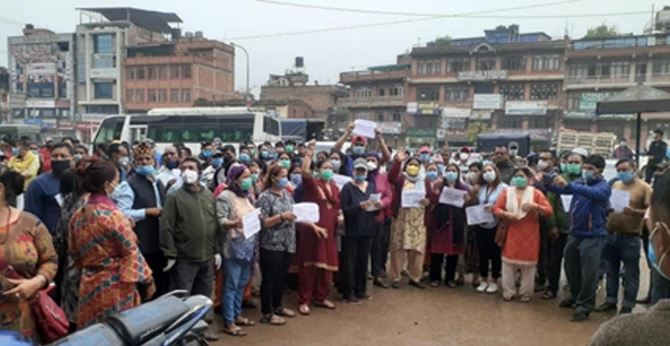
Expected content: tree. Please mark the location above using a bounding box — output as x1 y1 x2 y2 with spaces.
466 122 488 144
429 35 452 47
584 24 619 39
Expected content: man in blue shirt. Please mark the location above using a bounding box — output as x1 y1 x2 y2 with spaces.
24 143 73 235
547 154 611 322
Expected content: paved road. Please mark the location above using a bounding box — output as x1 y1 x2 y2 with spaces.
209 269 652 346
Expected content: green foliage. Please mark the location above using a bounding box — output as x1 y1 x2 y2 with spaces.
584 24 619 39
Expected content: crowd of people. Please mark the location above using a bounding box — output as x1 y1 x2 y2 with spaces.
0 124 669 343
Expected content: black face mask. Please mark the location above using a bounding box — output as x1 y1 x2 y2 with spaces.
52 160 71 176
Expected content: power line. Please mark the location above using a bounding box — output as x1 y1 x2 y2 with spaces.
0 16 24 26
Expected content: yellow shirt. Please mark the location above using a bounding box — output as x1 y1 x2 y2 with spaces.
7 151 40 189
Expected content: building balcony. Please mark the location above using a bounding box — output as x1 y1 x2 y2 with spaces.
564 76 635 90
340 69 407 84
337 96 406 108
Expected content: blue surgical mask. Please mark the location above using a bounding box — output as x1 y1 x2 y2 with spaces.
202 150 212 158
278 177 289 188
11 148 19 156
426 171 438 182
582 170 596 183
352 146 365 156
211 157 224 169
354 174 367 183
135 165 156 177
261 150 270 160
240 153 251 163
420 153 431 163
445 171 458 183
617 170 634 183
290 173 302 185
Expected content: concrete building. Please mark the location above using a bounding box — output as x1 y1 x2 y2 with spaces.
75 7 182 117
7 25 76 134
123 37 235 113
408 25 565 147
0 67 8 124
339 55 410 146
564 33 670 145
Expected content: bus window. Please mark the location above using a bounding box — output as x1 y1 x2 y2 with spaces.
93 117 125 144
263 117 280 136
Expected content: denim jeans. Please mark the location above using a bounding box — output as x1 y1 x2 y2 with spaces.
564 235 605 314
603 234 641 309
651 266 670 305
222 258 252 324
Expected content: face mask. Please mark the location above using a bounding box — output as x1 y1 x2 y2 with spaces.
582 170 596 183
290 173 302 185
211 158 224 169
560 163 567 173
617 170 634 183
509 149 518 157
182 169 199 184
166 160 179 169
117 156 130 168
419 153 430 163
74 154 83 162
483 171 497 183
239 153 251 162
277 177 290 188
354 174 367 182
331 159 341 171
566 164 582 176
202 150 213 158
536 160 549 171
467 172 479 183
285 145 294 153
352 146 365 156
648 222 670 280
406 164 420 177
320 168 334 181
511 176 528 188
11 148 19 156
459 153 469 161
51 159 71 176
250 173 259 183
280 159 291 169
445 171 459 183
426 171 438 182
136 165 156 177
437 164 446 175
620 142 627 147
261 150 271 160
240 177 253 191
367 161 378 171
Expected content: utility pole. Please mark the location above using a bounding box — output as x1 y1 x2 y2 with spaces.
231 42 250 105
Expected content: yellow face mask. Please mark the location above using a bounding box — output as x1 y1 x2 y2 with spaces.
406 164 420 177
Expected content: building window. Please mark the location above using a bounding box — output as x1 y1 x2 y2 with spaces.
94 34 114 54
355 88 372 98
499 83 525 100
476 57 496 71
170 65 180 79
94 82 113 99
158 65 168 79
181 89 191 103
181 65 192 79
390 85 404 97
392 112 401 121
532 55 561 71
147 89 157 103
136 67 145 80
158 89 167 103
126 68 135 80
653 58 670 75
126 89 134 103
170 89 179 102
530 83 559 100
501 116 522 128
445 85 469 101
528 117 549 128
502 56 526 71
567 93 580 110
568 63 588 79
378 88 385 97
448 58 469 72
418 59 442 75
147 66 157 80
611 61 630 78
376 113 384 122
136 89 145 103
417 86 439 101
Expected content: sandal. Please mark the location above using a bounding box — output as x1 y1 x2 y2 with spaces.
222 324 247 337
313 300 336 310
298 304 311 315
235 316 255 327
260 314 286 326
274 307 296 318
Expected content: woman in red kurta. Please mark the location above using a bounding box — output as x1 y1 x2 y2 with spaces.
295 149 340 315
493 167 552 302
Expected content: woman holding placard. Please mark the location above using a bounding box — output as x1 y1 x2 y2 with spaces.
388 150 430 289
472 164 508 294
294 148 340 315
429 163 472 288
493 167 553 302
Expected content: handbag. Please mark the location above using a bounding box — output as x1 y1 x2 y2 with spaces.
30 283 69 342
494 222 508 248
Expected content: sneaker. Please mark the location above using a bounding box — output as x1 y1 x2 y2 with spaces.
476 282 488 293
409 280 426 289
569 311 589 322
559 298 576 309
430 281 440 287
486 283 499 294
619 306 633 314
594 302 617 312
345 297 361 305
445 281 457 288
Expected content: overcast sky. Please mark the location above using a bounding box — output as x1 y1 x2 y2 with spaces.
0 0 660 94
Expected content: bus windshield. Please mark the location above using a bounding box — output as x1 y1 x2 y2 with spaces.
93 116 125 144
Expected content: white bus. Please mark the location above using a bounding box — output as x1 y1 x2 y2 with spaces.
92 107 282 154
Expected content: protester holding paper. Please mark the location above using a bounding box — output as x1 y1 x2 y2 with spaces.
333 122 391 176
294 150 340 314
388 150 430 289
430 163 472 288
493 167 553 302
216 164 258 336
595 159 652 315
256 164 298 325
340 158 379 303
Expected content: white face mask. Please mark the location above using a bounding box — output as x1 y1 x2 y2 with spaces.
182 169 199 184
483 171 497 183
537 160 549 171
367 161 378 171
459 153 469 161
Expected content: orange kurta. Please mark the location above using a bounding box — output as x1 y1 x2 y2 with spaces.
493 188 552 266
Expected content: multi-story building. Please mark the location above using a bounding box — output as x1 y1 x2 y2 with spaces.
564 34 670 144
7 25 76 133
123 36 235 113
338 55 409 146
408 25 565 148
75 7 182 117
0 67 8 124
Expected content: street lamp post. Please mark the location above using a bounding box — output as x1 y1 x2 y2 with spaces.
231 42 250 104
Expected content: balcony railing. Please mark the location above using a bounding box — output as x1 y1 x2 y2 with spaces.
340 69 407 83
565 76 632 85
338 96 405 107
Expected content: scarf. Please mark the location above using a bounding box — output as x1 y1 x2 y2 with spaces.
506 186 535 220
227 164 249 198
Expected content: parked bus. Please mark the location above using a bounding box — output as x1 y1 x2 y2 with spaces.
0 125 43 143
92 107 282 154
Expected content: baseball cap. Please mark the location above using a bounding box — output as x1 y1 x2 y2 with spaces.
419 146 432 154
353 158 369 170
571 147 589 158
351 135 367 145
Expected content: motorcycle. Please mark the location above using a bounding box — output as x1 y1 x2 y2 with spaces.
49 290 212 346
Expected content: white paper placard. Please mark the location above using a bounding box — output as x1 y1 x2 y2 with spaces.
401 190 425 208
293 202 320 223
352 119 377 138
610 190 630 213
466 205 495 226
439 187 467 207
332 174 351 190
243 208 262 239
